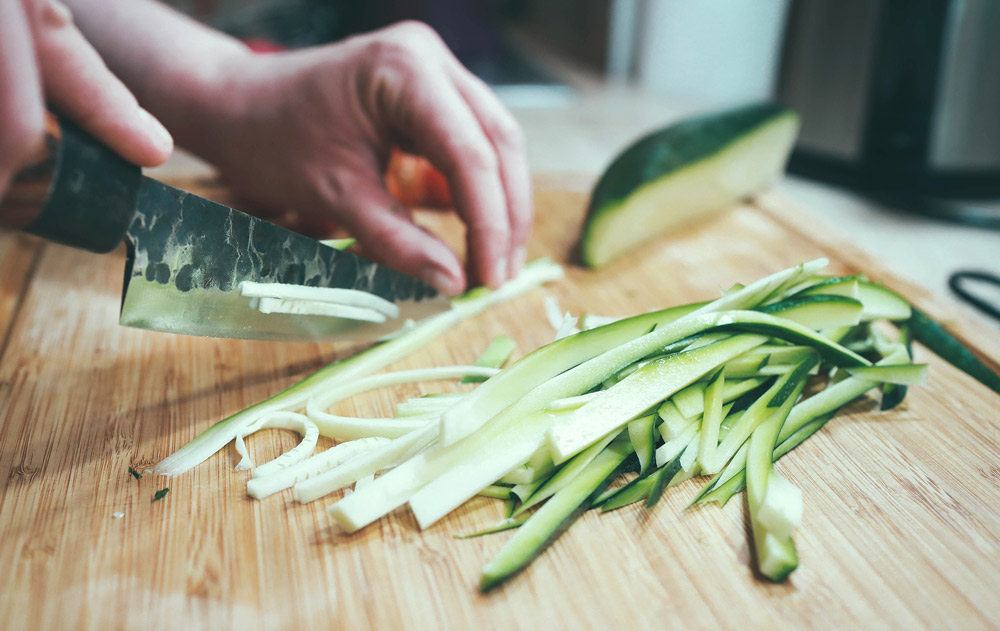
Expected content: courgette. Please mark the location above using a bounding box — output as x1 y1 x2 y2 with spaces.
692 347 909 507
598 474 656 511
546 334 769 463
160 259 935 593
879 323 912 410
746 386 805 582
627 414 657 474
579 102 799 268
844 363 928 386
697 368 727 474
513 430 620 515
758 295 863 330
461 335 518 383
480 438 632 591
908 308 1000 395
455 515 528 539
152 258 564 477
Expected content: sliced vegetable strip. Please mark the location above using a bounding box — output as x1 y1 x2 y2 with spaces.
152 258 563 477
158 259 933 593
305 365 499 440
547 334 768 463
480 437 632 592
247 437 389 500
440 259 828 447
461 335 518 383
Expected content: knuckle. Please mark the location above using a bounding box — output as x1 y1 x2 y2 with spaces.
387 20 442 46
489 116 524 151
363 214 414 256
364 36 403 62
466 212 510 239
313 167 359 211
367 21 442 62
454 141 498 174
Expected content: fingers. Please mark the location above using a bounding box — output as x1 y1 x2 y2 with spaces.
448 68 533 280
0 0 46 199
27 0 173 167
316 169 466 296
363 22 529 289
393 70 510 289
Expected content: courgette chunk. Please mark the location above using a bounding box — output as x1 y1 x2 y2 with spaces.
580 103 799 268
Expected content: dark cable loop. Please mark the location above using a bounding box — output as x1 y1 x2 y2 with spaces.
948 271 1000 322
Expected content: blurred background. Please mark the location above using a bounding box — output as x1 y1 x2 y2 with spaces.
163 0 999 211
157 0 999 318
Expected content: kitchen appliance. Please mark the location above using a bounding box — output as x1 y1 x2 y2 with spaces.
776 0 1000 226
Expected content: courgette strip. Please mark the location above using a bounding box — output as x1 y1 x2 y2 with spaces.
460 335 518 383
442 259 827 447
908 308 1000 395
514 431 620 515
480 438 633 592
153 258 564 477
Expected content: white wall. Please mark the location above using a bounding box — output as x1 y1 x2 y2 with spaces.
635 0 791 107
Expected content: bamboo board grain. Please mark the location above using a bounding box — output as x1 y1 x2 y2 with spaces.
0 232 42 350
1 177 998 631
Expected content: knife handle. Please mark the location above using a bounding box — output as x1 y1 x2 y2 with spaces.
0 112 141 253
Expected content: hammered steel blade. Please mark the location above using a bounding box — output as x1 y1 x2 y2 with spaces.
119 178 449 342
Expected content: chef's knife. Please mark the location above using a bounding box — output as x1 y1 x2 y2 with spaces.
0 116 450 342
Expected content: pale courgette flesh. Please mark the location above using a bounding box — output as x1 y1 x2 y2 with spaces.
580 103 799 268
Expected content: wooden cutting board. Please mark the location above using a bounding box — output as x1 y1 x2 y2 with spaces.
1 176 998 631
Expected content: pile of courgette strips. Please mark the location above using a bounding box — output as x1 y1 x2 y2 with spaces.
469 258 925 591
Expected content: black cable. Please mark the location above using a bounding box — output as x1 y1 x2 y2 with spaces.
948 271 1000 322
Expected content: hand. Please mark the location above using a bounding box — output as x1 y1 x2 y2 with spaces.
191 22 533 296
0 0 172 208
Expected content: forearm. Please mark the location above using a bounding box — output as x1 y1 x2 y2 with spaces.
62 0 253 159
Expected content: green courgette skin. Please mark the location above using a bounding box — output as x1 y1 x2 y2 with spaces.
880 324 911 410
908 309 1000 396
579 102 797 268
480 444 632 592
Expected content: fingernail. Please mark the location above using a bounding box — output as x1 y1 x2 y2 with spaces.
509 247 526 279
493 256 508 288
423 267 462 297
137 108 173 155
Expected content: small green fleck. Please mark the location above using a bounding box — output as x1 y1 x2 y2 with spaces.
153 488 170 501
128 467 142 480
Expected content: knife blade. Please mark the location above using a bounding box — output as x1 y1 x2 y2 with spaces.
0 115 449 342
